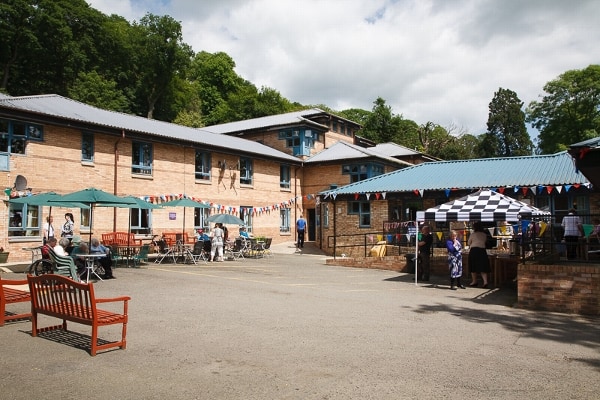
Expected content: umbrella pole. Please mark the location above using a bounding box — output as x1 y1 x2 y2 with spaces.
414 221 419 286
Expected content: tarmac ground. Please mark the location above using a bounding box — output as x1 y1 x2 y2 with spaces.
1 242 599 399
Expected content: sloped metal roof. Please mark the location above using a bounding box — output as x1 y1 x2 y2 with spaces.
306 141 412 166
371 142 420 157
321 152 590 195
570 136 600 148
203 108 330 134
0 94 300 162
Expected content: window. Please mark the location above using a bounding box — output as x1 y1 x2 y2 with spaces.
195 150 211 181
280 208 291 233
132 141 153 175
342 163 384 183
80 209 90 231
0 119 43 155
131 208 152 234
193 207 210 231
81 132 94 162
348 201 371 227
280 164 291 189
324 204 329 227
240 206 253 233
239 157 253 185
278 128 319 156
8 203 40 237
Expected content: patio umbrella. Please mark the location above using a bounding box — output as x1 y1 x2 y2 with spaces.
206 213 245 226
49 188 137 244
160 198 210 239
9 192 90 242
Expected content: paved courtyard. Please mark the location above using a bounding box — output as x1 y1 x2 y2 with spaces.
1 242 599 399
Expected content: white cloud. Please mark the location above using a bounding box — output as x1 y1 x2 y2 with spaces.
88 0 600 137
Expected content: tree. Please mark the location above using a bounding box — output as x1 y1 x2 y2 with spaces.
480 88 533 157
361 97 402 142
527 65 600 154
133 13 193 119
68 71 130 112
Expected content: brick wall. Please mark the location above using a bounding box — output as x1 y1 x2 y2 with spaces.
518 264 600 315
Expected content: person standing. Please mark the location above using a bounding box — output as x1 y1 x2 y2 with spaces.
61 212 75 240
43 216 54 243
468 222 490 288
446 230 465 290
561 208 583 260
210 223 224 262
417 225 433 281
296 214 307 249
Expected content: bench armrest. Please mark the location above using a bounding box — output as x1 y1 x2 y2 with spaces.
96 296 131 304
1 279 29 286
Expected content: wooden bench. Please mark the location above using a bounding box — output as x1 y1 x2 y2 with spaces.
102 232 142 247
0 277 31 326
27 274 131 356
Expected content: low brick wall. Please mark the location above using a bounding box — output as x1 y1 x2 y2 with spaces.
327 255 600 316
518 264 600 315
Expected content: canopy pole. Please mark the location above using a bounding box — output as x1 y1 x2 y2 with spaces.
414 220 418 286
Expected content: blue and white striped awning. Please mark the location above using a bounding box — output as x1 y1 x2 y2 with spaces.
416 190 550 222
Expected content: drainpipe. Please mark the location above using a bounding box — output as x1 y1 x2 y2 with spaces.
113 130 124 231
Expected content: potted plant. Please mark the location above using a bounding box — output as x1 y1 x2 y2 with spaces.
0 247 9 263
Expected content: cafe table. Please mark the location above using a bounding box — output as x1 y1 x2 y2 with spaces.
78 253 107 283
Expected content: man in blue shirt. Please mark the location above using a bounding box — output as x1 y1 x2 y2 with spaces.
296 215 307 249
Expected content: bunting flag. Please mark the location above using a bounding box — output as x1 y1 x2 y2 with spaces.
436 231 443 240
521 187 528 196
354 193 359 200
445 189 451 197
498 187 505 194
565 184 572 192
530 186 537 195
513 186 520 193
365 193 371 200
546 186 553 194
375 193 381 200
382 192 387 199
413 189 420 196
556 186 563 193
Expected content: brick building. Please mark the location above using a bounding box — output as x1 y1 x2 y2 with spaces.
1 94 426 262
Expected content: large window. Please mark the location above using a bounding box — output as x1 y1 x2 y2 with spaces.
280 208 291 233
348 201 371 228
280 164 291 189
195 150 211 181
323 204 329 227
278 128 320 156
81 132 94 162
342 163 384 183
193 207 210 231
132 141 153 175
8 203 40 237
240 206 253 233
239 157 253 185
131 208 152 234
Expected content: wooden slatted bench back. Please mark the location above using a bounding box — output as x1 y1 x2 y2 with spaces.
0 277 31 326
27 274 131 356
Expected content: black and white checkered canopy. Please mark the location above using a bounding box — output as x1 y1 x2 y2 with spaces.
416 190 549 222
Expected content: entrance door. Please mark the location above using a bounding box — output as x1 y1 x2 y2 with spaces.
308 209 315 241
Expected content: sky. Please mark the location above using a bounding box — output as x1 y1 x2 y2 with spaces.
87 0 600 139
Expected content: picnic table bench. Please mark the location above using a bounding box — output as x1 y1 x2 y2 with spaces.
28 274 130 356
1 277 31 326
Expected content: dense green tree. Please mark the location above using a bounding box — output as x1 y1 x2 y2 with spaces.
338 108 371 127
480 88 532 157
133 13 193 119
68 71 129 112
527 65 600 154
361 97 401 142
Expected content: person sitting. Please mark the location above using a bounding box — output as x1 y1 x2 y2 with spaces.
70 241 90 277
41 237 57 259
239 226 253 239
196 228 210 241
53 237 71 257
90 237 115 279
